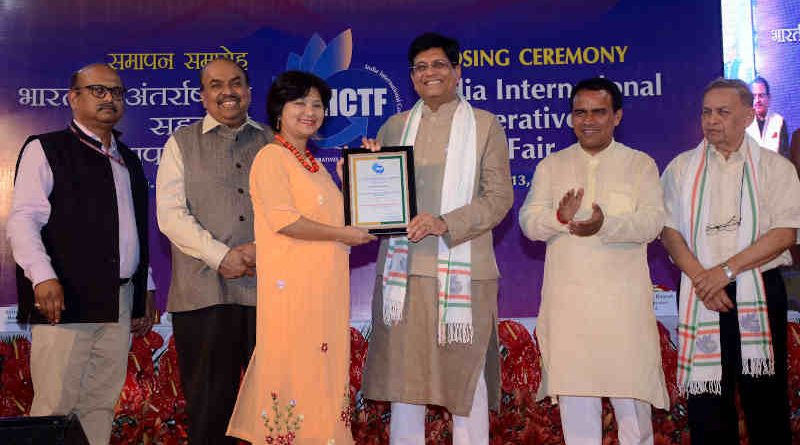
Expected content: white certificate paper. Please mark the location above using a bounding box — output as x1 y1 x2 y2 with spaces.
351 155 407 225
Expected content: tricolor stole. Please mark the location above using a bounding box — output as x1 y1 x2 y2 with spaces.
676 139 774 395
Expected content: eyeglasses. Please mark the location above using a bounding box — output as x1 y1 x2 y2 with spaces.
705 215 741 235
73 84 126 100
410 59 455 75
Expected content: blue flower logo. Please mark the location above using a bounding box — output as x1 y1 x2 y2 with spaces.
371 162 384 174
285 29 400 148
286 30 352 78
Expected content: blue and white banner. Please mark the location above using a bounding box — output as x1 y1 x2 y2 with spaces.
0 0 723 319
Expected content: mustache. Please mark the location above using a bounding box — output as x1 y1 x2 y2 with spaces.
97 103 118 112
217 94 241 105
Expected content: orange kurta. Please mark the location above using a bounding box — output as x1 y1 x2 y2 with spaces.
228 143 353 445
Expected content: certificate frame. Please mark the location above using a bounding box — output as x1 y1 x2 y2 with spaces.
342 146 417 235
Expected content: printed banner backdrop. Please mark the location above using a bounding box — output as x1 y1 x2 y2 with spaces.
0 0 722 320
751 0 800 137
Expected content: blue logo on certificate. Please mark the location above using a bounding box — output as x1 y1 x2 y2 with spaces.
372 162 384 174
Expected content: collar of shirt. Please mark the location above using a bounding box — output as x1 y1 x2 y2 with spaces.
72 119 118 153
201 114 263 135
420 97 459 117
762 111 779 123
709 139 746 165
578 138 617 165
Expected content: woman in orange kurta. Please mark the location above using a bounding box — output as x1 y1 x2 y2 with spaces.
227 71 374 445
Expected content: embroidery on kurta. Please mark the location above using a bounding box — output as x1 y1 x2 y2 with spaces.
262 392 303 444
339 384 353 428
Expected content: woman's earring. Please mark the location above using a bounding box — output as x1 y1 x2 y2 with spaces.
276 116 281 132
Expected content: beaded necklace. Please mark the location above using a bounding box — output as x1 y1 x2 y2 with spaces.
275 134 319 173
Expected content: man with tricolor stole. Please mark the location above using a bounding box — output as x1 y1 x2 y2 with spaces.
661 78 800 444
519 77 668 445
361 32 513 444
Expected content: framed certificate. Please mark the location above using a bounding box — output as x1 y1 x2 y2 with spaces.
342 146 417 235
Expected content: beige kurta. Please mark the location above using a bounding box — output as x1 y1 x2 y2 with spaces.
362 99 514 416
519 141 669 409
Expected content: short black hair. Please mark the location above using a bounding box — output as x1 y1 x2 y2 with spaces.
266 71 332 132
199 58 250 91
752 76 770 96
407 32 460 66
570 77 623 111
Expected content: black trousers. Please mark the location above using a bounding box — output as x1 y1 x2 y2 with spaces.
687 268 790 445
172 304 256 445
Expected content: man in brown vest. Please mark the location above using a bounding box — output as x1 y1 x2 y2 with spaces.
156 58 271 445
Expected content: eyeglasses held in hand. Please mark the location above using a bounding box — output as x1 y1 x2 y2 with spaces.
705 215 742 235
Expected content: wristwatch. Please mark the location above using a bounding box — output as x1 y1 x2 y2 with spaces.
720 262 735 282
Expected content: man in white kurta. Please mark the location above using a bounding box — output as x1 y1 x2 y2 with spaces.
660 78 797 444
745 77 789 157
519 78 668 445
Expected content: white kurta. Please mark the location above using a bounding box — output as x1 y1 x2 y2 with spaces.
746 111 784 153
519 141 669 409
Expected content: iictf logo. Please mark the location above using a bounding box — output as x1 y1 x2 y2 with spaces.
286 29 402 148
